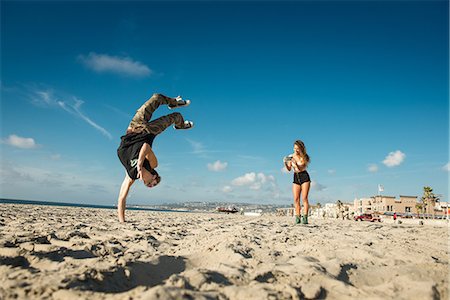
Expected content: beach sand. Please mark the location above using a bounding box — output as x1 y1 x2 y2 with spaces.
0 204 448 299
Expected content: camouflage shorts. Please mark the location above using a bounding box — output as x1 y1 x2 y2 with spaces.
128 93 185 135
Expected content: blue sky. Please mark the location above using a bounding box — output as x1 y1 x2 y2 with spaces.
1 1 448 206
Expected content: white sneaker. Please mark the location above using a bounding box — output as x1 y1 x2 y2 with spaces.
168 96 191 109
174 120 194 130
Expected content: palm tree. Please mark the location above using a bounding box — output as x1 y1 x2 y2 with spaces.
415 203 423 219
421 186 440 219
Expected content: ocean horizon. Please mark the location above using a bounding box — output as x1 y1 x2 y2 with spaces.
0 198 191 213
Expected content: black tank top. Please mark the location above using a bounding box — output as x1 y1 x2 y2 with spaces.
117 132 156 179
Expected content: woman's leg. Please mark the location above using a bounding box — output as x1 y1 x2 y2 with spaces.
292 183 301 221
128 93 179 132
301 181 311 223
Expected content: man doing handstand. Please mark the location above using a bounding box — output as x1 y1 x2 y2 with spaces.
117 93 193 222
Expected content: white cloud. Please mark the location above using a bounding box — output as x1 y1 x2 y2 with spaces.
232 172 257 186
368 164 378 173
3 134 38 149
78 52 152 77
207 160 228 172
382 150 406 167
231 172 276 191
311 180 326 191
328 169 336 175
32 89 112 139
443 163 450 172
222 186 232 193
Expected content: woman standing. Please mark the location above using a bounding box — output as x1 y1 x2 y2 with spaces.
284 140 311 224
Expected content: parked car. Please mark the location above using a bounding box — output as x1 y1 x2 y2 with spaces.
354 213 381 222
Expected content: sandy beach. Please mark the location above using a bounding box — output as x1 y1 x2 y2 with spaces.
0 204 448 299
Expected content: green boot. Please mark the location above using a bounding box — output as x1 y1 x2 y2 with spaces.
295 215 301 224
301 215 309 225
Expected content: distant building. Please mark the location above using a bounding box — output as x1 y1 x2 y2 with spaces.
280 197 449 219
354 195 417 215
353 195 448 218
341 202 356 215
276 207 294 217
310 202 355 219
373 195 416 214
353 197 374 215
324 203 337 218
434 201 449 217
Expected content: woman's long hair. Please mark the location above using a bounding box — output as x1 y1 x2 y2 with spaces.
294 140 310 166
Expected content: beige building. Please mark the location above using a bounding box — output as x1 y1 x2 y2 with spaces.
372 195 417 214
354 195 418 215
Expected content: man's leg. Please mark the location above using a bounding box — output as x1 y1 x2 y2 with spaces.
146 112 186 136
128 93 180 132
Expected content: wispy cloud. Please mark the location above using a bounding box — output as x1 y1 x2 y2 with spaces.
185 138 224 159
382 150 406 167
443 163 450 172
0 159 114 199
237 155 265 161
3 134 38 149
58 98 112 139
368 163 378 173
207 160 228 172
186 138 206 154
50 154 62 160
328 169 336 175
104 104 132 120
78 52 152 77
32 89 112 139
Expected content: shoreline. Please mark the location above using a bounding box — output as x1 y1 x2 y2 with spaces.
0 198 192 214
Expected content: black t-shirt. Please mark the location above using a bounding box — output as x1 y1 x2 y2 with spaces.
117 132 156 179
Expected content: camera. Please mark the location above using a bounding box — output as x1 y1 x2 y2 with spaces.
283 154 293 162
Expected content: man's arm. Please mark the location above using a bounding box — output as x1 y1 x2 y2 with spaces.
138 143 158 174
117 173 135 222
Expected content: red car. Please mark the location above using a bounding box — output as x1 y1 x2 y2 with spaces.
354 213 381 222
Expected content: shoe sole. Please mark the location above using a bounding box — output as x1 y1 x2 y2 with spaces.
168 100 191 110
173 123 194 130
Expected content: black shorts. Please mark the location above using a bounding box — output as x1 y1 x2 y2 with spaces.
293 171 311 185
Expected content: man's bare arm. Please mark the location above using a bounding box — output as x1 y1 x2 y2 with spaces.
138 143 158 171
117 173 135 222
